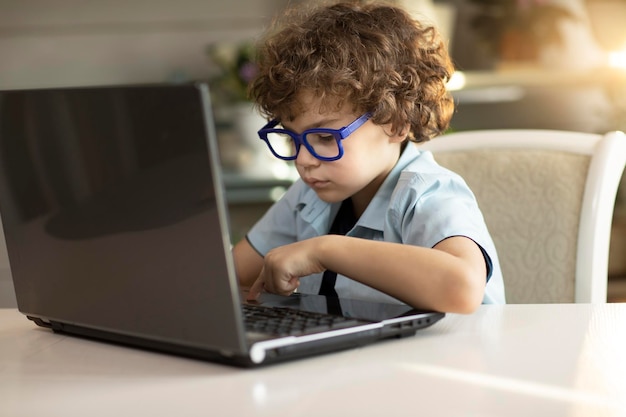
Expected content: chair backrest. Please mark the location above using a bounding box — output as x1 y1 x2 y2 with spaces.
420 129 626 303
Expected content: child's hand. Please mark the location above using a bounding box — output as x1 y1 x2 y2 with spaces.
246 238 326 301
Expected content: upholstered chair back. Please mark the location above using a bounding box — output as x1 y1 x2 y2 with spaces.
421 130 626 303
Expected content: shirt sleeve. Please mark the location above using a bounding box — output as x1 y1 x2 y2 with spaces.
386 170 495 282
245 180 305 256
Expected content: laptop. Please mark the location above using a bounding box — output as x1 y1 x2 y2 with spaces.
0 82 444 367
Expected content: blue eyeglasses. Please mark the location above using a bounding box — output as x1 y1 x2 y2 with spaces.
257 113 372 161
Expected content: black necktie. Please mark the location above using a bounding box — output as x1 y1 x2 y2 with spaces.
319 198 357 297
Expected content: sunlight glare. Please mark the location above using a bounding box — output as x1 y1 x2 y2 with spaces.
446 71 466 91
609 49 626 69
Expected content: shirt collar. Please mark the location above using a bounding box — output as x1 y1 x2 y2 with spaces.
356 143 420 231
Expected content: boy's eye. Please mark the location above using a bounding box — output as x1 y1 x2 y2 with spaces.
309 133 335 142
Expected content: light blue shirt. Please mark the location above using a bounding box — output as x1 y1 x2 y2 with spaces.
247 143 506 305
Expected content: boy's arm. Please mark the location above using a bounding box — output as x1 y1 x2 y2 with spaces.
247 235 486 314
232 238 265 290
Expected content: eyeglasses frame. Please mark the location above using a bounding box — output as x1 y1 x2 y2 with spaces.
257 112 372 162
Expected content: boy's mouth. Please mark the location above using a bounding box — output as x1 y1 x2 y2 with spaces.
303 177 330 189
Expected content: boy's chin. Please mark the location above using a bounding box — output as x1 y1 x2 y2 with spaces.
313 189 350 204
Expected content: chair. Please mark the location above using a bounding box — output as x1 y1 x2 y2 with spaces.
420 129 626 303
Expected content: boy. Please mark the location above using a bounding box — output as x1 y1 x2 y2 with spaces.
233 1 505 313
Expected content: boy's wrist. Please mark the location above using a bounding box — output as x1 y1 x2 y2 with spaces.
314 234 343 272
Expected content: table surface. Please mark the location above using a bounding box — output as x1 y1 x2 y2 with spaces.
2 304 626 417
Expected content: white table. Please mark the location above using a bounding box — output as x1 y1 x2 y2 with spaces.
1 304 626 417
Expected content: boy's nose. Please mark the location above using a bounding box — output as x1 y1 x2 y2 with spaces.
295 145 320 167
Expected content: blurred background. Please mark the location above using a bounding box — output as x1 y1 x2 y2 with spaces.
0 0 625 306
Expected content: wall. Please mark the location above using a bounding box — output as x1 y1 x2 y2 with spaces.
0 0 290 90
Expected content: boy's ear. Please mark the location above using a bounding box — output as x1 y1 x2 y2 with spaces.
389 124 410 143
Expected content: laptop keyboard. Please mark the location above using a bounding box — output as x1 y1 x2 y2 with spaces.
243 304 362 336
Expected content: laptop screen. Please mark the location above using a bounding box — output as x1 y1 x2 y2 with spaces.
0 84 246 352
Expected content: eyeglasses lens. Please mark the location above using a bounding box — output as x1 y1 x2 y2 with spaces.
265 132 340 159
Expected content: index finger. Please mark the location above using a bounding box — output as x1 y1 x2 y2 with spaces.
246 273 264 301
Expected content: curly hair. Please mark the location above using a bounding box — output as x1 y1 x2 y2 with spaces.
249 0 455 143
